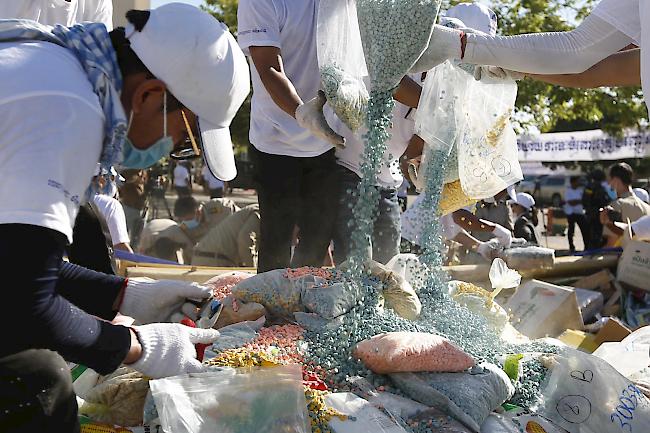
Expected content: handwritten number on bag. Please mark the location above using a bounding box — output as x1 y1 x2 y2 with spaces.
610 384 647 432
611 414 633 432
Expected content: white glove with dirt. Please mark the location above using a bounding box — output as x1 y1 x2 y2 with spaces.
477 240 499 261
120 278 213 324
474 65 526 81
295 90 345 148
129 323 220 379
491 224 513 248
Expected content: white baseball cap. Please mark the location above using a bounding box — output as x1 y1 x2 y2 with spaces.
634 187 650 203
508 192 536 210
444 2 498 36
126 3 250 181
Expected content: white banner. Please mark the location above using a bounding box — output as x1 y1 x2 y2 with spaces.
517 129 650 162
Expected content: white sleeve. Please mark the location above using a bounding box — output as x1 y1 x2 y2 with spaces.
87 0 113 31
237 0 282 55
94 196 131 245
463 14 633 74
591 0 641 44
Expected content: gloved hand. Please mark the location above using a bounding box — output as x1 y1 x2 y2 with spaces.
476 240 499 261
406 156 425 192
120 277 213 324
129 323 220 379
491 224 513 248
295 90 345 148
410 24 464 73
474 65 526 81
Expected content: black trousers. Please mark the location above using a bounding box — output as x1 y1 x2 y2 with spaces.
251 146 339 272
567 213 590 251
0 349 79 433
209 187 224 199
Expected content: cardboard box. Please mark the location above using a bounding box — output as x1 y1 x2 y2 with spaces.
593 317 631 346
505 280 583 339
557 329 598 353
573 269 616 300
617 240 650 291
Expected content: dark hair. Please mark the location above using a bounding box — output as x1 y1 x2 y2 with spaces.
174 196 199 218
109 10 183 110
591 169 606 182
609 162 634 186
152 237 182 261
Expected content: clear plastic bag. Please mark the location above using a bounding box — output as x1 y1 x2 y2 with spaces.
500 246 555 270
231 269 304 321
535 348 650 433
457 75 523 199
150 365 309 433
317 0 369 131
209 317 266 354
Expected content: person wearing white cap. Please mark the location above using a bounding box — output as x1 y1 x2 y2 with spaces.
0 4 249 430
509 192 539 244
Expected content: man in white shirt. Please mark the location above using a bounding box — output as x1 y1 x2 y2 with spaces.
0 0 113 29
237 0 344 272
173 162 192 197
564 176 590 252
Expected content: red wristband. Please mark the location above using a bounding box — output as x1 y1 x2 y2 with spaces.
460 32 467 59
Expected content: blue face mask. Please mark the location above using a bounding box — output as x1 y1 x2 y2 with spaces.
121 137 173 169
183 218 200 230
121 90 174 169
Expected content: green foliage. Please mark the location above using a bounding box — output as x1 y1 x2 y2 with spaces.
203 0 251 155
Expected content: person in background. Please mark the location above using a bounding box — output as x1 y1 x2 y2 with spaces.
397 178 410 212
192 204 261 268
564 176 590 252
173 161 192 197
509 193 539 244
600 162 650 245
119 169 148 247
202 162 227 198
473 187 515 242
582 169 611 249
634 187 650 204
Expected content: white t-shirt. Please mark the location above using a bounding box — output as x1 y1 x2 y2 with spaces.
92 194 130 245
0 41 104 243
173 165 190 187
237 0 333 157
563 187 585 215
202 165 225 190
0 0 113 29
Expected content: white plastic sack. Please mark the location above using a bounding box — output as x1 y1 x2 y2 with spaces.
391 363 515 432
593 326 650 380
535 348 650 433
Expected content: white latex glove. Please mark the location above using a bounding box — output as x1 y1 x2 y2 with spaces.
410 24 464 73
407 158 425 192
476 241 499 261
129 323 220 379
491 224 513 248
120 277 213 324
295 90 345 148
474 65 526 81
